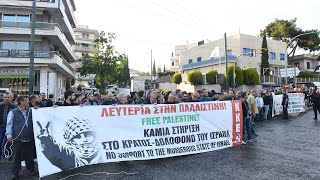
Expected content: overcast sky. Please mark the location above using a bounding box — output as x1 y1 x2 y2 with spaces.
74 0 320 72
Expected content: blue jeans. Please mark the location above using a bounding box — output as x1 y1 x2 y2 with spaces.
245 116 253 140
264 105 270 120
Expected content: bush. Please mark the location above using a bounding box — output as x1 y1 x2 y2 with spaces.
297 71 316 78
243 68 259 85
172 73 182 84
188 70 203 85
224 65 244 87
206 70 218 84
159 71 175 77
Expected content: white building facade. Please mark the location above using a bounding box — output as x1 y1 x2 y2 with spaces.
180 33 287 76
71 25 98 87
0 0 77 99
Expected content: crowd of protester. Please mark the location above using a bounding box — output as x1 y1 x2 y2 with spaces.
0 86 318 179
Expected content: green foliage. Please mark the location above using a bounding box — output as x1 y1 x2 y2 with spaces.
261 18 320 60
206 70 218 84
297 71 316 78
243 68 260 85
224 65 244 87
138 72 150 76
77 31 127 93
187 71 203 85
260 35 270 75
152 60 156 78
158 71 175 77
172 73 182 84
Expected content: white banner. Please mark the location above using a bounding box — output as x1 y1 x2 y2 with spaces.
272 93 305 117
32 101 243 177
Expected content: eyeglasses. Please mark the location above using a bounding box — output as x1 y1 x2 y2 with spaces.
183 96 188 98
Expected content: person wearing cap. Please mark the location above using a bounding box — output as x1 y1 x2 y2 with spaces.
36 117 103 170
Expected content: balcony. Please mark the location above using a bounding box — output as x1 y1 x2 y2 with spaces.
0 0 76 44
0 51 75 78
74 45 94 53
62 0 77 28
0 21 76 62
182 56 236 71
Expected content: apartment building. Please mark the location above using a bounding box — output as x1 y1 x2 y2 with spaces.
170 43 197 72
289 54 320 72
180 33 287 76
71 25 98 86
0 0 77 98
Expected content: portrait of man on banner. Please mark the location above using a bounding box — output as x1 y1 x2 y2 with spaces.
36 117 104 170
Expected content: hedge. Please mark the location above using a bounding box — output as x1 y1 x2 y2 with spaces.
188 70 203 85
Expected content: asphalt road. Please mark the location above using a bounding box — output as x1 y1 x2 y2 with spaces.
1 110 319 180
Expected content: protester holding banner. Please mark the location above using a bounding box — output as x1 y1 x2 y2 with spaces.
311 89 320 120
0 92 15 161
247 89 259 137
63 90 77 106
282 91 289 120
6 96 37 179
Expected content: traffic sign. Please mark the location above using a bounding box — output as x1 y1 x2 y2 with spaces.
280 67 300 77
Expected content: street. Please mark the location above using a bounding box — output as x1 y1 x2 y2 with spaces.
1 110 319 180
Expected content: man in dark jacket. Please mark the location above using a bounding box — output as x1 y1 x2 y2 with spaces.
0 92 15 160
282 91 289 120
6 96 37 179
311 89 320 120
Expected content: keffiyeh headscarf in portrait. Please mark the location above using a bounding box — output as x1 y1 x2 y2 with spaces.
63 117 100 166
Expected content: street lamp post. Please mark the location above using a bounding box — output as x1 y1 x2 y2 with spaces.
233 48 267 89
285 31 320 84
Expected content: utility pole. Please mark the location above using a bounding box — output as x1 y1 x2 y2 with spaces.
28 0 36 96
150 49 153 89
224 33 228 91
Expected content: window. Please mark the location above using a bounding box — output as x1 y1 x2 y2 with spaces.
82 33 86 39
197 57 202 62
3 14 30 22
17 15 30 22
280 53 285 60
307 62 310 69
269 52 276 60
243 48 251 56
86 34 89 39
2 41 29 50
188 59 193 64
227 50 232 56
294 63 300 69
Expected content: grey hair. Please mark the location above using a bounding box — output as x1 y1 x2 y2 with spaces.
118 94 126 99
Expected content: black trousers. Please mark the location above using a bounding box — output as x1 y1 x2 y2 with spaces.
12 140 35 175
283 106 288 119
313 104 320 119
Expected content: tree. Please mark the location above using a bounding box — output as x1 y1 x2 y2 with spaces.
152 60 156 79
243 68 259 84
172 73 182 84
206 70 218 84
188 71 203 85
297 71 316 78
78 32 124 93
116 54 130 87
138 72 150 76
225 65 244 87
261 18 320 62
261 35 270 75
163 64 166 72
157 65 161 76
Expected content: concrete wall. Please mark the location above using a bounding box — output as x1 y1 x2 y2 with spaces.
177 82 222 93
159 82 177 91
236 84 264 92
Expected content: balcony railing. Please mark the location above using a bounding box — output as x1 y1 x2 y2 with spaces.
0 21 76 60
0 21 55 30
182 56 236 70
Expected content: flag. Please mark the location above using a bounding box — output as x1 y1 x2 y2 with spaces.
210 46 219 58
